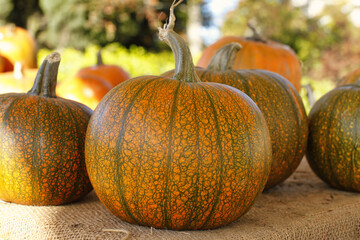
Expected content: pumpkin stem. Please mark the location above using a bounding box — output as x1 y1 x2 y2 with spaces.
27 52 60 98
13 62 24 80
207 43 242 71
96 50 104 66
247 23 266 43
158 0 201 83
3 23 16 36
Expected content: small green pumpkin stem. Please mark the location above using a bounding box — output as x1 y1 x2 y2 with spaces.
27 52 60 98
96 50 104 66
207 43 242 71
158 0 200 83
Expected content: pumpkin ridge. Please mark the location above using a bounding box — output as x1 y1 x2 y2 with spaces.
234 70 251 94
109 77 160 224
93 77 158 223
210 83 258 208
327 91 347 188
255 70 305 182
311 90 344 188
2 95 23 127
163 80 182 229
197 84 227 229
130 79 168 226
181 87 202 228
57 100 88 201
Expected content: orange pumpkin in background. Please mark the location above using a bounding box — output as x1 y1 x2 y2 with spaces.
197 26 302 91
0 56 4 72
0 24 38 71
337 68 360 87
0 62 38 94
56 74 113 110
76 50 130 87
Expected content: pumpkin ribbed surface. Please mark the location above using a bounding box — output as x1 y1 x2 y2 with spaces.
86 2 272 229
85 76 272 230
0 52 93 205
0 95 93 205
197 36 302 91
195 68 308 189
306 85 360 192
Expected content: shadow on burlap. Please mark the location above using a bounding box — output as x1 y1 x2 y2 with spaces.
1 159 359 240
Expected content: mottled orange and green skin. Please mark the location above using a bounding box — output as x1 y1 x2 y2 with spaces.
194 69 308 189
86 14 272 229
337 68 360 87
165 43 308 189
0 52 93 205
85 76 272 230
307 85 360 192
196 36 302 91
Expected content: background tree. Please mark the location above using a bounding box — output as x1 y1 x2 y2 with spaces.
221 0 360 81
0 0 197 50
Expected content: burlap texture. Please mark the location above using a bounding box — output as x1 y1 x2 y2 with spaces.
1 160 360 240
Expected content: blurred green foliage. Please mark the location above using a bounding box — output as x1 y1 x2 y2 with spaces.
38 44 176 82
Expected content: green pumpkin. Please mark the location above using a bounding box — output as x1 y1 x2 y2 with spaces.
307 84 360 191
0 52 93 205
85 2 272 230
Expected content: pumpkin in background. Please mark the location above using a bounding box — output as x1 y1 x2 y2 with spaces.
165 43 308 189
56 74 113 110
0 52 93 205
337 68 360 87
306 84 360 192
76 50 130 87
0 55 4 72
0 62 38 94
0 24 37 71
196 26 302 91
85 1 272 230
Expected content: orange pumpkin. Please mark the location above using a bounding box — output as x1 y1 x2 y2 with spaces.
0 62 38 94
56 74 113 110
76 50 130 87
0 55 4 72
85 1 272 230
337 68 360 87
197 29 302 91
0 24 37 71
0 52 93 206
190 43 308 189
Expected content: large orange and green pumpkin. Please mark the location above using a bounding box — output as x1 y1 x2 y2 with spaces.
85 1 272 230
337 68 360 87
76 50 130 87
196 27 302 91
0 52 93 205
306 84 360 192
0 24 37 71
165 43 308 189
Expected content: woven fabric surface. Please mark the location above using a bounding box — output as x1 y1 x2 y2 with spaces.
1 159 359 240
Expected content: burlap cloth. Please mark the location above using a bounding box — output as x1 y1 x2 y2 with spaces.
1 159 359 240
